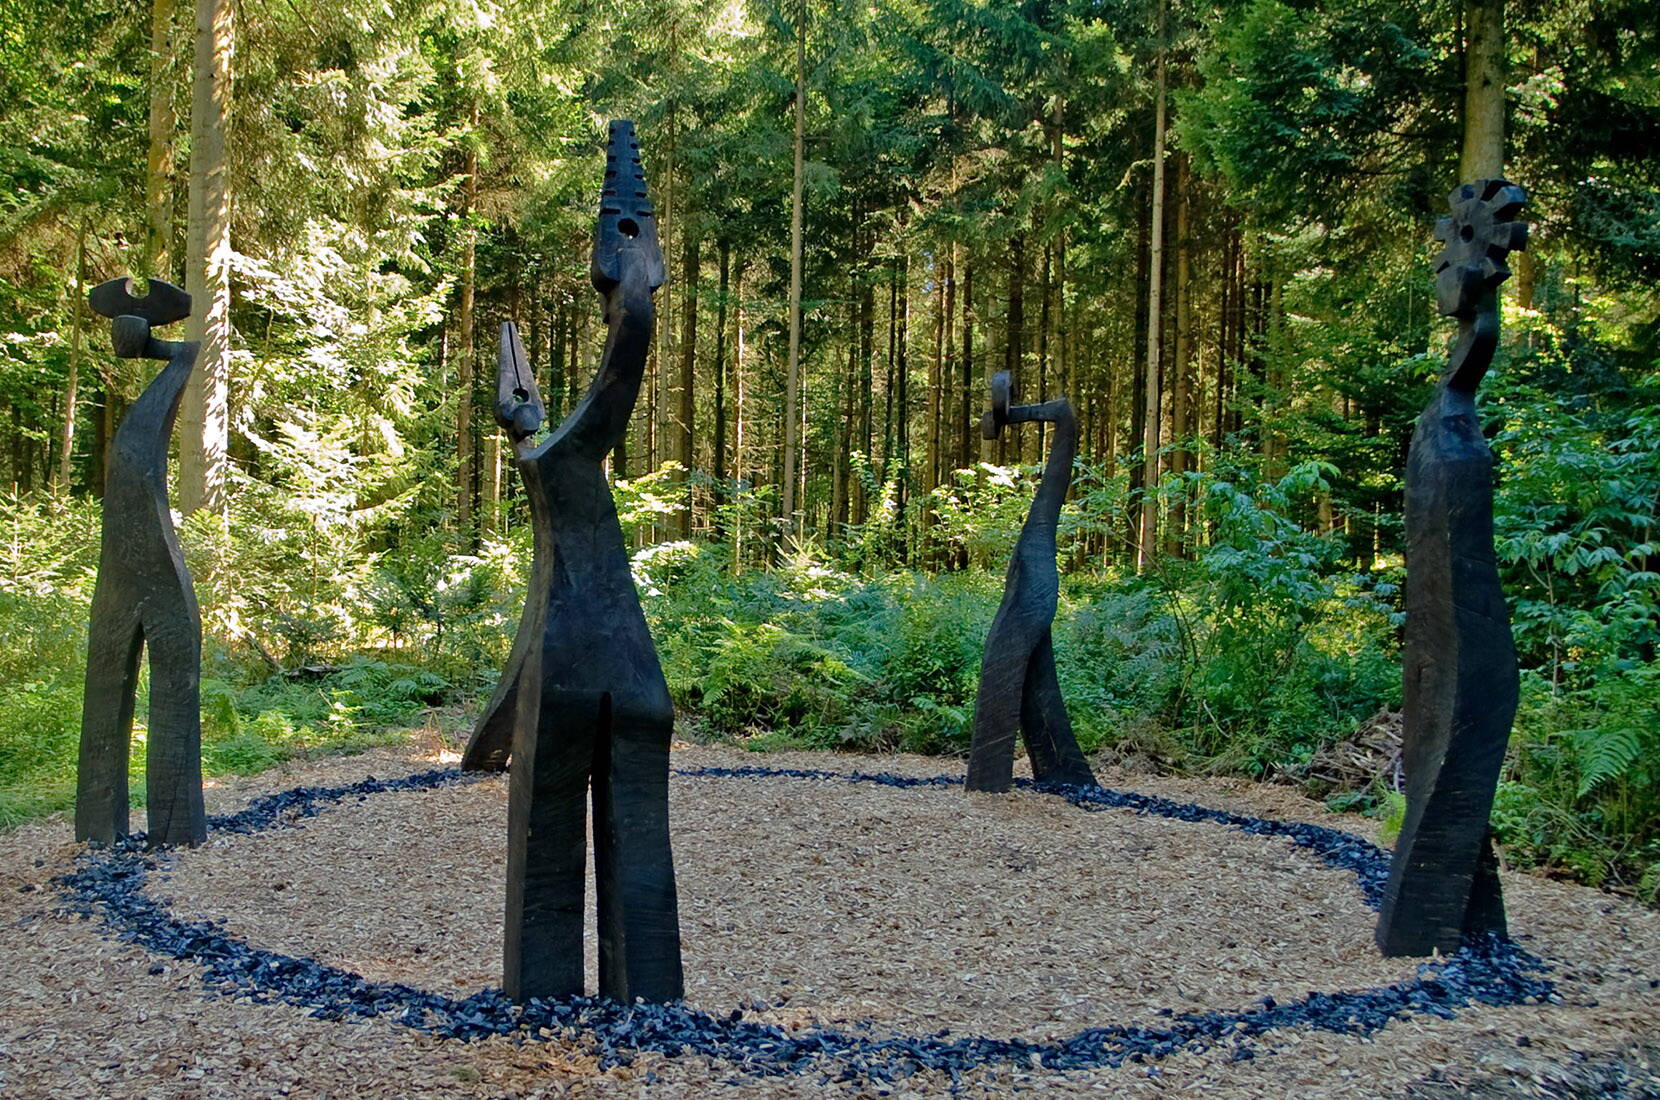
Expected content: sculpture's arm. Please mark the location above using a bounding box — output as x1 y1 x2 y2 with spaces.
1011 399 1077 529
981 372 1077 533
546 267 656 462
496 321 546 457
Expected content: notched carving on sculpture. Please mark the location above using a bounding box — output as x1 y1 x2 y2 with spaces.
1375 179 1528 957
466 121 682 1003
76 277 207 849
965 372 1097 794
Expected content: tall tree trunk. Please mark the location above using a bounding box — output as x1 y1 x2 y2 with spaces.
1005 234 1025 466
143 0 177 280
1137 0 1168 573
831 286 855 535
677 229 699 536
712 240 730 497
1166 156 1192 557
958 256 974 471
854 267 873 524
939 253 956 498
1036 242 1052 459
55 222 88 495
781 0 807 537
1221 223 1235 451
733 262 748 567
926 255 943 498
1126 173 1150 557
453 105 480 540
895 255 910 557
1461 0 1506 179
178 0 233 516
882 263 896 485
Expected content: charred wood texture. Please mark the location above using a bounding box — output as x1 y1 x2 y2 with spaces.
1376 180 1528 957
966 372 1097 794
468 122 682 1003
76 277 206 848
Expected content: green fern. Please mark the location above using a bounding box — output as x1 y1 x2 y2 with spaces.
1566 725 1645 798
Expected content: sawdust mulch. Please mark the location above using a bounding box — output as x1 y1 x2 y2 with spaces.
1 741 1657 1098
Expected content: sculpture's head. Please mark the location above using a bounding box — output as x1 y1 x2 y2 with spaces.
1433 179 1527 319
981 371 1013 440
88 277 192 359
590 120 665 296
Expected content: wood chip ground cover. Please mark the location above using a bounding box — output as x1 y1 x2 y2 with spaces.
2 743 1657 1097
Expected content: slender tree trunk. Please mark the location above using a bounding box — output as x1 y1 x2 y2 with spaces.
55 223 89 495
1036 242 1052 458
1461 0 1506 179
832 288 855 535
926 256 943 498
939 253 956 494
854 268 873 524
1005 234 1025 466
1137 0 1168 572
143 0 176 280
453 105 480 539
781 0 807 537
677 229 699 536
958 257 974 471
1126 175 1149 558
712 240 730 497
733 263 748 567
895 254 910 556
178 0 233 516
882 264 896 485
1167 156 1192 556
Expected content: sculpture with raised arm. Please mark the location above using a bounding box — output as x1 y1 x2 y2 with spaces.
76 277 207 848
476 121 682 1003
1376 179 1528 956
965 372 1097 794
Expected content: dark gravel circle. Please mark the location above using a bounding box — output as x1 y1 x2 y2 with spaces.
54 764 1557 1084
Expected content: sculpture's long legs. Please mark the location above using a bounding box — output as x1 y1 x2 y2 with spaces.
1378 787 1507 954
966 616 1025 794
75 598 143 844
1018 630 1096 787
140 590 206 847
504 686 600 1000
593 705 683 1002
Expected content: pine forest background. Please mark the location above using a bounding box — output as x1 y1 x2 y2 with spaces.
2 0 1658 902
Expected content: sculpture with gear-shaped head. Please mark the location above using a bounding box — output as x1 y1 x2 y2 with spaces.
1376 180 1528 957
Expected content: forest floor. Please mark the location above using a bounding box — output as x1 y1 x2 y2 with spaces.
1 738 1657 1098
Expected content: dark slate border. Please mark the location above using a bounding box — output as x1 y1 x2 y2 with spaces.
54 764 1556 1083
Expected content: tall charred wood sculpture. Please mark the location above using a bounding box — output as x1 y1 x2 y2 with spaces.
75 278 207 848
1376 179 1528 957
473 121 682 1003
965 372 1097 794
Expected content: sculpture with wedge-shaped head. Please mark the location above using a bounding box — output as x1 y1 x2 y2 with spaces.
468 121 682 1003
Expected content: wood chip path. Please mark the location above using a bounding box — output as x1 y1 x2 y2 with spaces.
1 742 1655 1097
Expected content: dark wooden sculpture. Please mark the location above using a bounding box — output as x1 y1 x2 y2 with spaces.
965 372 1098 794
1376 179 1528 957
75 277 207 849
475 121 683 1004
